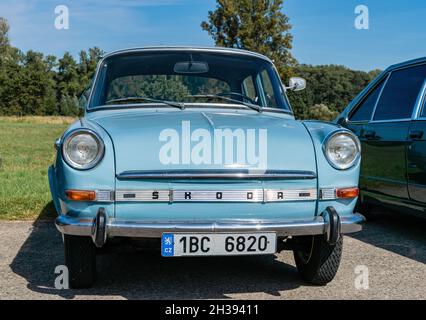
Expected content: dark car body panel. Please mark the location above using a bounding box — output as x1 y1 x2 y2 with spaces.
408 120 426 203
337 57 426 218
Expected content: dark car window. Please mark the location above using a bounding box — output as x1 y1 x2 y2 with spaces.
89 51 291 110
107 75 231 101
350 77 386 122
373 64 426 121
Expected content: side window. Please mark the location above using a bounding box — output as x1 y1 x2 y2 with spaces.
78 86 92 109
260 69 279 108
350 78 386 122
242 76 257 101
373 64 426 121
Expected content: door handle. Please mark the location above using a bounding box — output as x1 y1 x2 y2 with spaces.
409 130 424 140
364 130 376 139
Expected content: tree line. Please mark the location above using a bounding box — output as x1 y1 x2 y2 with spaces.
0 0 381 120
201 0 381 121
0 17 102 117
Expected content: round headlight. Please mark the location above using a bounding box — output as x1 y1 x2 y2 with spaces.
324 131 360 170
62 130 104 170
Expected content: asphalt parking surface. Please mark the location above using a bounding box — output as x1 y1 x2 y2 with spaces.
0 211 425 300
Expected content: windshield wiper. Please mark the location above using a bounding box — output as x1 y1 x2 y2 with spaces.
105 96 185 110
216 92 258 105
189 94 262 112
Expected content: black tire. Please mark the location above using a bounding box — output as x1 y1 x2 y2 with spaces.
293 235 343 286
64 234 97 288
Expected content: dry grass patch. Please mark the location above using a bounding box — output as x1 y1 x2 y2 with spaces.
0 116 77 125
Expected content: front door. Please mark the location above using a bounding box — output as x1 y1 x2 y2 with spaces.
361 121 411 199
362 63 426 200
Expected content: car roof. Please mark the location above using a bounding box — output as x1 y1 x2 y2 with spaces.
387 56 426 71
101 46 274 64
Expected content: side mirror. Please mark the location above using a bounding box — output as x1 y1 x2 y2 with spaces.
287 77 306 91
336 116 348 126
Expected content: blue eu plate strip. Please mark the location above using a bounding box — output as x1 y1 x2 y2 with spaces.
161 233 174 257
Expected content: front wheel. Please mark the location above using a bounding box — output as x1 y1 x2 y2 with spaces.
293 235 343 286
64 234 97 288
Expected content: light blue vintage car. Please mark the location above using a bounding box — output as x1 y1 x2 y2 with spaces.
49 47 365 288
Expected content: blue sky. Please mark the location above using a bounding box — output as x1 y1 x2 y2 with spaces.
1 0 426 71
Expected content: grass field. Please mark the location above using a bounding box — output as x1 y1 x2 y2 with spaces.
0 117 76 220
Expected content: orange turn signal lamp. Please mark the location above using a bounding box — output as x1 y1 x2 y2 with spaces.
336 187 359 199
65 190 96 202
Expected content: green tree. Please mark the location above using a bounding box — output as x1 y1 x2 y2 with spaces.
306 104 339 122
54 48 103 116
201 0 296 75
20 51 57 115
55 52 80 115
287 64 381 120
0 50 57 116
108 75 190 102
0 17 9 55
0 48 25 115
77 47 104 92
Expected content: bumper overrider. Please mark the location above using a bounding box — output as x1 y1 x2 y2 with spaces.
55 207 365 248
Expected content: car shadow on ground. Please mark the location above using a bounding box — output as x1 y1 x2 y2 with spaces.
350 208 426 264
10 202 303 299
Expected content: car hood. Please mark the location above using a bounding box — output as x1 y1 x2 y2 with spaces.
88 109 317 174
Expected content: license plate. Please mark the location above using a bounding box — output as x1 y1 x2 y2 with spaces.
161 233 276 257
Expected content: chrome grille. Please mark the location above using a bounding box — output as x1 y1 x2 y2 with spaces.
115 188 317 203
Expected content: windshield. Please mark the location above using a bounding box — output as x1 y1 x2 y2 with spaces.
89 50 291 111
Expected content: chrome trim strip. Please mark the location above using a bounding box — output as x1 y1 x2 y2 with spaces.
115 188 318 203
115 190 170 202
55 214 365 238
55 217 92 237
172 189 264 203
368 118 412 124
264 189 317 202
116 170 317 180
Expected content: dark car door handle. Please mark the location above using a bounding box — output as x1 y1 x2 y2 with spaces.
409 130 424 140
364 130 376 139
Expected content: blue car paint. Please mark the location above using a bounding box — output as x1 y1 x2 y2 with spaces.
88 108 316 173
302 121 361 217
52 119 116 219
49 107 360 225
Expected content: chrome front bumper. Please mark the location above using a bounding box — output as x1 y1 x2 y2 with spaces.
55 212 365 240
